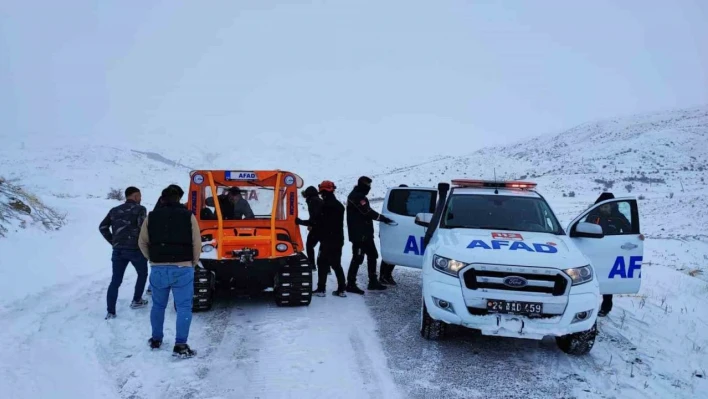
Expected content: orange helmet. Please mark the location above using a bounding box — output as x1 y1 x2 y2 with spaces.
318 180 336 192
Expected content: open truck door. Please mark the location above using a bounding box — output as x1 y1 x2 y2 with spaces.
379 186 438 269
567 197 643 295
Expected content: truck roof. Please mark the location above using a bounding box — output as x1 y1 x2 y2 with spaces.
450 187 542 198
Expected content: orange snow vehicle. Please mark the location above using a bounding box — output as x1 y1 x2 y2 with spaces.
185 170 312 310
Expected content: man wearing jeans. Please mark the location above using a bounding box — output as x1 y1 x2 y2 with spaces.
99 186 149 319
138 185 201 358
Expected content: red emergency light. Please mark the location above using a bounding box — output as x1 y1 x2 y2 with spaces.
451 179 537 189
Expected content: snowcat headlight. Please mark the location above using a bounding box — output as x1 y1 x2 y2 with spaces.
202 244 215 253
432 255 467 277
276 243 288 252
563 265 593 285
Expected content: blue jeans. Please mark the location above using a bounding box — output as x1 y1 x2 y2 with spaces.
107 249 148 314
150 266 194 344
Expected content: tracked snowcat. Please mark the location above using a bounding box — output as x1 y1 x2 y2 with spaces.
185 170 312 311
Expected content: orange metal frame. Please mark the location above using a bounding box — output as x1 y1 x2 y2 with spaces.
186 170 304 260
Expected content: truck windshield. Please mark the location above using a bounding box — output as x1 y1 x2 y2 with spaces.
440 194 563 234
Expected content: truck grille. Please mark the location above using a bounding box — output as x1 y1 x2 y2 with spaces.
463 267 568 296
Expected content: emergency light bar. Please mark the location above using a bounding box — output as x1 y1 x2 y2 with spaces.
451 179 537 189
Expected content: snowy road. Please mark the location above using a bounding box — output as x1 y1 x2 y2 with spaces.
0 270 401 399
364 265 708 399
364 268 579 399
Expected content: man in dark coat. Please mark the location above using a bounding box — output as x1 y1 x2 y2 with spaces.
99 186 149 319
296 186 323 270
589 192 629 317
153 184 185 211
207 188 255 220
345 176 395 294
299 181 347 297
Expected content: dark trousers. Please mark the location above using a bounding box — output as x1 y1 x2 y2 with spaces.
347 238 379 285
380 261 395 278
107 248 148 314
306 230 320 268
601 294 613 313
318 241 346 291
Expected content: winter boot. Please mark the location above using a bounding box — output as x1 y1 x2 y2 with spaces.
346 284 365 295
312 287 326 297
173 344 197 358
380 275 397 286
368 280 387 291
130 298 149 309
148 337 162 349
105 312 116 320
332 289 347 297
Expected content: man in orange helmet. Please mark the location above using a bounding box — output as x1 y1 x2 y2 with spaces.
300 180 347 297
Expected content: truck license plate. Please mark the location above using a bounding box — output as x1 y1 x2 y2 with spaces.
486 299 542 315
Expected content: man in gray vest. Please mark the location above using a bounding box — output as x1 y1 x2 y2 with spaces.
139 185 201 358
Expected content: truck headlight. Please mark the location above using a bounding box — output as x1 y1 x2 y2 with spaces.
432 255 468 277
563 265 593 285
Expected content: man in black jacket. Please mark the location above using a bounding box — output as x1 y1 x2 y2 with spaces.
296 186 323 270
99 186 149 319
588 192 626 317
346 176 395 294
153 184 184 211
139 185 201 358
299 181 347 297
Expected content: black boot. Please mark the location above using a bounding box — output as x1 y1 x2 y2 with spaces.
368 279 387 290
346 283 365 295
173 343 197 358
148 337 162 349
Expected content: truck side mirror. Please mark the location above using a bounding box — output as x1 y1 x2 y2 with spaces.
572 222 604 239
415 212 434 227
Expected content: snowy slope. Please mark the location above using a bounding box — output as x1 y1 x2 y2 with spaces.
1 107 707 399
369 106 708 280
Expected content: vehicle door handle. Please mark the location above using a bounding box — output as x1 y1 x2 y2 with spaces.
621 243 637 250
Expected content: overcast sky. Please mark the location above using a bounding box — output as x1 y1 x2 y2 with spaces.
1 0 706 160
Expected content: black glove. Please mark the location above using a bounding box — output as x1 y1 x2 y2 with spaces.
380 215 395 225
295 217 304 225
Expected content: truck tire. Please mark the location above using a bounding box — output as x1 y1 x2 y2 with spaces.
420 297 446 340
274 255 312 307
192 268 216 312
556 322 597 355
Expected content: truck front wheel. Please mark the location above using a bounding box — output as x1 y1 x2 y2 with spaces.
420 297 446 340
556 322 597 355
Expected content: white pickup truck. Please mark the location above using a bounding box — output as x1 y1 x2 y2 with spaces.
378 180 644 355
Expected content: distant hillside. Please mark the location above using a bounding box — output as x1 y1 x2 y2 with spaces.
367 107 708 231
363 106 708 279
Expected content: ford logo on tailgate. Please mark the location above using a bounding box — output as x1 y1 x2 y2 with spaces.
503 276 528 288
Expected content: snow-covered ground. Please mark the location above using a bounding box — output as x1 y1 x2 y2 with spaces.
1 107 707 398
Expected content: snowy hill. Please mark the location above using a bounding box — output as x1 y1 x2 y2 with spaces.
368 106 708 278
1 107 707 399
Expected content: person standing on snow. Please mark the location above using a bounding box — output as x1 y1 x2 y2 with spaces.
296 186 323 271
99 186 149 319
153 184 185 211
138 185 201 358
346 176 395 294
148 184 186 296
588 192 628 317
300 181 348 297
